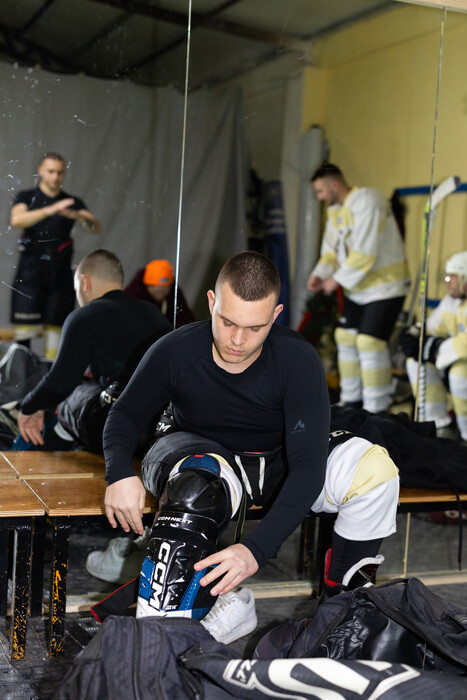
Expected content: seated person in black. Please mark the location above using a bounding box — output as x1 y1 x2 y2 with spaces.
10 152 101 360
17 249 172 453
102 252 399 619
125 258 195 328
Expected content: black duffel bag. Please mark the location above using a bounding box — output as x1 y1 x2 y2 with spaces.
255 578 467 675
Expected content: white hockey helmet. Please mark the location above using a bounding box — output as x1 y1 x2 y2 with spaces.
445 251 467 277
445 251 467 294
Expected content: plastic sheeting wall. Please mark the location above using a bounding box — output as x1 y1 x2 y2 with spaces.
0 63 247 326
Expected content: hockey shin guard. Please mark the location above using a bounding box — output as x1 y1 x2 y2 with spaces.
137 454 242 619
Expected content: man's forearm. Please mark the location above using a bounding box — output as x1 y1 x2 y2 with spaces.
20 383 67 415
11 206 53 229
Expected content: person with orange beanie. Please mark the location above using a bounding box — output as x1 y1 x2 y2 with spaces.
125 259 195 328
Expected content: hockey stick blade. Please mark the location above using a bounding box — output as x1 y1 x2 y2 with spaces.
430 175 460 211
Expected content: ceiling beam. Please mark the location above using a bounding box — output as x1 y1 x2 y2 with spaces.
122 0 244 76
0 21 80 74
20 0 58 36
91 0 310 52
394 0 467 12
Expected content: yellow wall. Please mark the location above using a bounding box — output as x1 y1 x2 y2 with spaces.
303 4 467 304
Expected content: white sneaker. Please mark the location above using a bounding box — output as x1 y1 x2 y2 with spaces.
201 587 257 644
85 527 151 585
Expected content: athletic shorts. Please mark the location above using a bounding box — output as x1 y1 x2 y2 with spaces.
10 248 75 327
338 296 405 341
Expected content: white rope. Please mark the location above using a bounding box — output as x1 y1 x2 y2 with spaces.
172 0 193 330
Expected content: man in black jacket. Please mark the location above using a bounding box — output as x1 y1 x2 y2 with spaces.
17 249 172 452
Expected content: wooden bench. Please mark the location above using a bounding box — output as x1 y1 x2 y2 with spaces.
0 458 20 480
398 488 467 510
1 450 107 480
2 447 466 656
0 451 142 657
23 475 157 656
0 478 45 660
0 328 17 342
2 451 108 624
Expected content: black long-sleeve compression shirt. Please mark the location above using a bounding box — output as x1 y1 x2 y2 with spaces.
103 321 330 567
20 290 172 415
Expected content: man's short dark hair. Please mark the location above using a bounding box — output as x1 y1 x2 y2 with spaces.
216 251 280 302
311 163 344 183
78 249 124 285
41 152 67 165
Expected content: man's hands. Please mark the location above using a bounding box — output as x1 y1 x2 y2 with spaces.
307 275 338 295
58 206 101 233
307 274 323 292
321 278 339 295
50 197 76 216
18 410 45 445
104 476 146 535
194 543 258 596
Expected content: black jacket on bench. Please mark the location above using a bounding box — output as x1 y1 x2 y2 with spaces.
330 406 467 492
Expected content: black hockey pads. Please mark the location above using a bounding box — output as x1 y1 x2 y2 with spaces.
137 456 238 620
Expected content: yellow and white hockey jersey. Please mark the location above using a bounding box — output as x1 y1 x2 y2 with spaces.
311 187 410 304
427 294 467 370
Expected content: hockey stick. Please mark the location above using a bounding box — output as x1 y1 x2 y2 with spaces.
414 175 460 421
406 177 461 327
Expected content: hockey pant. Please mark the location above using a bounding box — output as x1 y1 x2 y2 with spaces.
406 357 467 440
136 453 243 620
137 435 398 618
11 248 75 328
312 436 399 542
335 328 392 412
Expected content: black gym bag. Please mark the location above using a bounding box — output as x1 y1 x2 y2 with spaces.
255 577 467 675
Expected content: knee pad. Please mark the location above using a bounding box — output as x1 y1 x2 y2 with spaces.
136 454 242 620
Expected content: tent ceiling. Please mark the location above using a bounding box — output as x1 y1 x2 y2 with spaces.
0 0 397 89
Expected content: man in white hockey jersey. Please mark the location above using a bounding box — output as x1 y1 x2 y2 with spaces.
307 163 410 414
399 251 467 442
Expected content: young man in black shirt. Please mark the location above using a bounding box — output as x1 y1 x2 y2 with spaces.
10 152 101 359
101 252 399 629
17 249 172 453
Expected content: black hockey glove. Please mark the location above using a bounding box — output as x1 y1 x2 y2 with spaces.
398 326 420 358
398 326 443 363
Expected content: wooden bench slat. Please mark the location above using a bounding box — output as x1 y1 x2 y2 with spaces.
0 479 45 516
24 477 157 516
0 328 18 341
0 458 20 479
2 451 106 479
399 487 467 504
2 451 142 480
